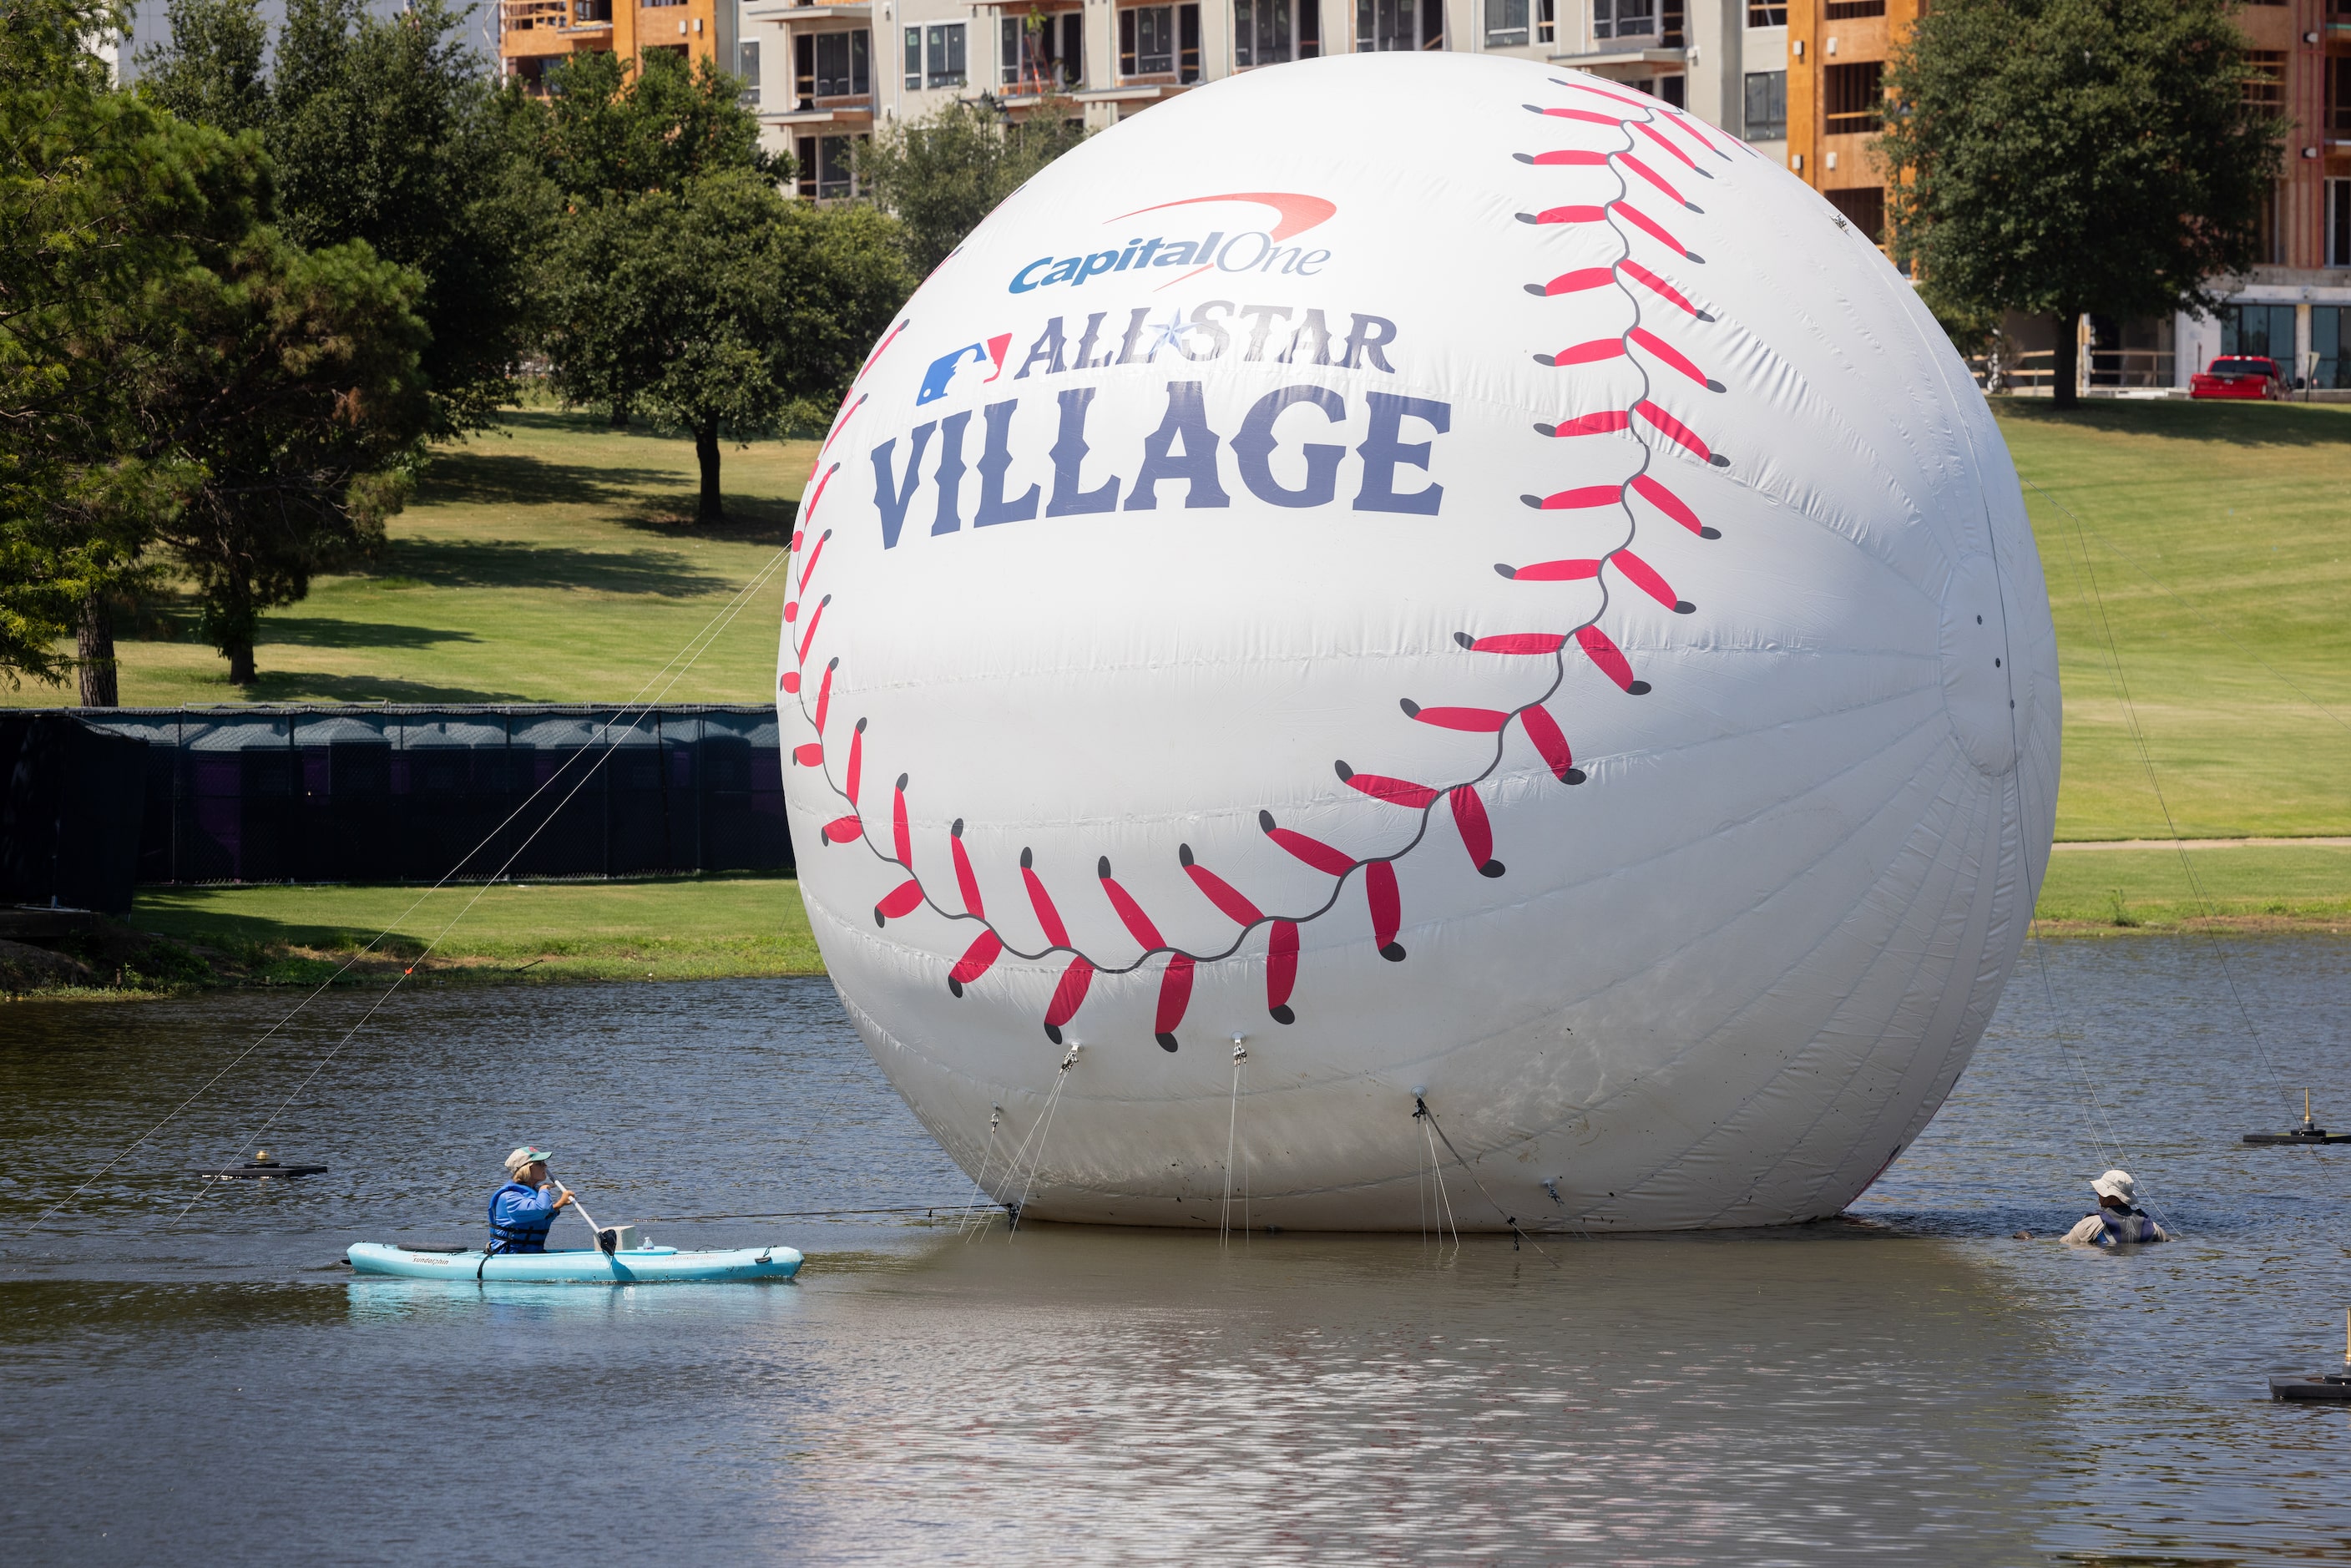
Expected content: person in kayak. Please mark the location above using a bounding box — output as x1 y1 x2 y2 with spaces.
2062 1169 2168 1246
488 1146 574 1254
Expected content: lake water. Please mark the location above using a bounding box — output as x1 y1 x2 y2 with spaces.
3 937 2347 1565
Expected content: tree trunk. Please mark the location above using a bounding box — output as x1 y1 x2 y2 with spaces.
228 640 256 684
2050 313 2081 409
695 423 724 522
609 397 630 429
77 593 119 708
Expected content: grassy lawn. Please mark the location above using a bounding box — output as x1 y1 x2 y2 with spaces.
2038 842 2351 933
128 875 822 984
1997 397 2351 842
16 397 2351 974
3 407 822 707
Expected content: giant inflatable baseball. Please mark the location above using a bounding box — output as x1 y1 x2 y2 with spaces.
779 52 2059 1231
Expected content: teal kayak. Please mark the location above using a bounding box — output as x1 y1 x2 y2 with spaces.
348 1242 801 1283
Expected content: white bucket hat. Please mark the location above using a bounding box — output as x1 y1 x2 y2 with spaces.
2091 1169 2136 1204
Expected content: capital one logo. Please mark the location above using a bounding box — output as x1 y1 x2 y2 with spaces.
1007 191 1340 294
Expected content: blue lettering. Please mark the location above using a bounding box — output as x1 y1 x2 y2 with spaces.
1009 257 1054 293
1125 382 1231 512
930 410 971 536
1234 386 1347 509
1354 392 1448 516
872 422 938 549
975 400 1039 526
1046 388 1120 515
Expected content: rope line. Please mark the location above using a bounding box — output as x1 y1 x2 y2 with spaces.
151 545 794 1232
1221 1041 1246 1245
2026 470 2303 1130
1417 1097 1557 1264
28 541 794 1236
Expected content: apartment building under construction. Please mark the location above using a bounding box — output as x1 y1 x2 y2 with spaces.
493 0 2346 390
1778 0 2351 392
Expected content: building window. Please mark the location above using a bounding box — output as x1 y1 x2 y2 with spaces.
1238 0 1322 64
1823 0 1883 16
1122 4 1171 72
798 29 869 99
2331 179 2350 268
1002 12 1082 89
1594 0 1656 38
1120 3 1198 78
1537 0 1554 43
1746 0 1784 23
1744 68 1785 139
929 23 966 87
2244 50 2285 112
2329 56 2350 137
905 23 964 89
796 134 866 200
1356 0 1438 51
737 39 759 105
2217 301 2296 362
1484 0 1527 47
1825 186 1884 243
1823 60 1883 134
2313 306 2348 389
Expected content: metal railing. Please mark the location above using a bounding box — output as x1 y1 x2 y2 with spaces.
1967 346 2175 392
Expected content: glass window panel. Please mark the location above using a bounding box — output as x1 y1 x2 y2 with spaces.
1484 0 1527 47
1742 69 1785 138
904 25 920 89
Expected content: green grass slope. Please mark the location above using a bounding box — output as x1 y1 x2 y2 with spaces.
8 409 822 708
1999 398 2351 842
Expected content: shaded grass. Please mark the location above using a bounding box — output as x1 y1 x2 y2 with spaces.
1998 398 2351 841
128 875 823 984
8 407 821 708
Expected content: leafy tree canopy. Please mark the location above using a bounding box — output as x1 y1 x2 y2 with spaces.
1 0 265 689
533 48 782 203
538 170 910 519
139 0 544 434
856 99 1085 276
1879 0 2283 405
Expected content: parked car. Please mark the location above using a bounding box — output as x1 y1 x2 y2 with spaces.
2191 356 2287 400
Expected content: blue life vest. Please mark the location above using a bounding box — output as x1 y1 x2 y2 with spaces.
488 1181 559 1253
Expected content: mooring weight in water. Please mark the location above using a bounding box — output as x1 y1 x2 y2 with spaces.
200 1150 329 1179
2269 1310 2351 1402
2242 1090 2351 1146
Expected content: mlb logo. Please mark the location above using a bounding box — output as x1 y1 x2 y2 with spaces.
916 334 1013 405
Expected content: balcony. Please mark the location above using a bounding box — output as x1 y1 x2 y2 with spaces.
500 0 612 31
743 0 872 19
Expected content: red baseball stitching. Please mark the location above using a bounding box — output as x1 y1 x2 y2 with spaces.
784 81 1743 1052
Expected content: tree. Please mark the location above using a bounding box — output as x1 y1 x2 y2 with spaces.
534 48 782 205
142 230 432 683
856 99 1085 276
1 0 265 698
134 0 269 134
1879 0 2283 407
538 170 910 519
139 0 544 435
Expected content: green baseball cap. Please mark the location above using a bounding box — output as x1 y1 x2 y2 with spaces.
504 1146 554 1173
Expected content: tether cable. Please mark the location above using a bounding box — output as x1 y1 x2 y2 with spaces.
24 534 791 1237
158 546 791 1231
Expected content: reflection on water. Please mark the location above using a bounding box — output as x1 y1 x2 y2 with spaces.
2 942 2347 1564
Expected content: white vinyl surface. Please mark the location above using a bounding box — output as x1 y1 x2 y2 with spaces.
778 53 2060 1230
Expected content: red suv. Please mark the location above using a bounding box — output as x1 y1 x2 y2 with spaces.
2191 356 2287 400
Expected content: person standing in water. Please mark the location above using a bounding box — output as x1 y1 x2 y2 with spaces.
2063 1169 2169 1246
488 1146 574 1253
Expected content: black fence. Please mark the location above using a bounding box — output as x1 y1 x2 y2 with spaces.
1 715 149 913
55 705 791 885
